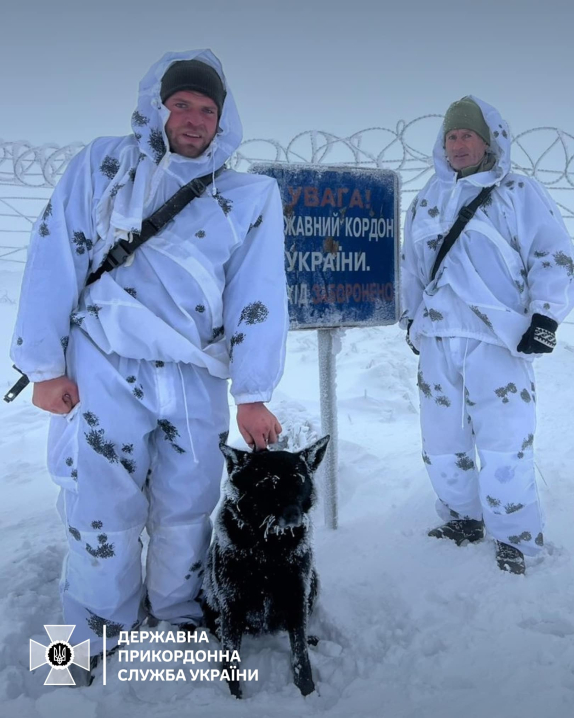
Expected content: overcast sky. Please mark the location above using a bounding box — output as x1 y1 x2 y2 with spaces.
1 0 573 149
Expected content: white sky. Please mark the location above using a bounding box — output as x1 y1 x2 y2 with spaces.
1 0 573 149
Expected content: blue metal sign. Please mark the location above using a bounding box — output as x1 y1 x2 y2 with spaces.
251 164 400 330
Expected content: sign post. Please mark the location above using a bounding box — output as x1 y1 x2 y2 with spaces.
251 164 400 529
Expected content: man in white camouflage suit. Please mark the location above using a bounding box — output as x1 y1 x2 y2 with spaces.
11 49 288 682
401 96 574 575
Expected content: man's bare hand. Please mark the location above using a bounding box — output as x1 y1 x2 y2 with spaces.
32 376 80 414
237 402 282 451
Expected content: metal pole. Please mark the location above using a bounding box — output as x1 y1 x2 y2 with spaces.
317 328 339 529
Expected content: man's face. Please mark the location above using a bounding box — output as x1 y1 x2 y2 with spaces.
445 129 488 171
164 90 219 159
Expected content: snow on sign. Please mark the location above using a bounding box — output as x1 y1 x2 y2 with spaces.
250 164 400 330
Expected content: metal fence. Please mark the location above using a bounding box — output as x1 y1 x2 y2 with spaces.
1 117 573 266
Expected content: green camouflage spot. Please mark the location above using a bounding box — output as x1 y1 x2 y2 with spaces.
504 502 524 514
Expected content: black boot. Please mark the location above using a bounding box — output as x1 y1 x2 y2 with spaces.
495 541 525 575
428 519 484 546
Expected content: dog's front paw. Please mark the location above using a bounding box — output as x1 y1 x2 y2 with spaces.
228 680 243 699
296 675 315 697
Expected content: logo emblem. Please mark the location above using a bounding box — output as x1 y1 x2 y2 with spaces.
30 625 90 685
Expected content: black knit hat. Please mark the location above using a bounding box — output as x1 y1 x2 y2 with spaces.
160 60 226 114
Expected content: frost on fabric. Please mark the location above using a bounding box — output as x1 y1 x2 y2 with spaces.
86 609 124 638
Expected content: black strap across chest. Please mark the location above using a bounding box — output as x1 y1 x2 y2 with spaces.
3 167 224 403
86 167 223 286
429 184 496 282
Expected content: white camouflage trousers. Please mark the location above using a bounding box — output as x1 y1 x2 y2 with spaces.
48 327 229 654
418 336 544 556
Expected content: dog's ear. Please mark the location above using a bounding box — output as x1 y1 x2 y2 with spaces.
220 444 251 477
299 435 330 474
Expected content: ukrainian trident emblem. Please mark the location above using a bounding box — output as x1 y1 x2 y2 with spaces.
30 625 90 685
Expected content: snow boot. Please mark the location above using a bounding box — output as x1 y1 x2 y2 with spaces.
428 518 485 546
495 541 525 575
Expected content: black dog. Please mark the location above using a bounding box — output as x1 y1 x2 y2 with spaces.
202 436 330 699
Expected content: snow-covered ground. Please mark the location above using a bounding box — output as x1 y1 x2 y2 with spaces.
1 265 574 718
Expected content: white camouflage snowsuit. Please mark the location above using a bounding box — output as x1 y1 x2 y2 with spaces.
11 50 288 651
401 96 574 555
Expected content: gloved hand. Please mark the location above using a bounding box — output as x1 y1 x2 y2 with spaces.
517 313 558 354
406 320 420 356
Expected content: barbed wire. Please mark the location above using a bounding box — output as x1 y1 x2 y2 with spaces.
1 117 572 264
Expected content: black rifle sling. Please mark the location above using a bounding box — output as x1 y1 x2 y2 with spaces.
429 184 496 282
3 167 223 402
86 167 223 286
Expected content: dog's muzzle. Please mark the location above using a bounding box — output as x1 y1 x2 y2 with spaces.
278 506 303 529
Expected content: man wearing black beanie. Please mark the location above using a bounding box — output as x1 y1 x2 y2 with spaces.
11 49 288 684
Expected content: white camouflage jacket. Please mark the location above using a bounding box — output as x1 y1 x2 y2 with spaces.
401 95 574 358
11 50 288 404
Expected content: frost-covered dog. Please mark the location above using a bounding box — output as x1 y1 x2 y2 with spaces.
203 436 329 699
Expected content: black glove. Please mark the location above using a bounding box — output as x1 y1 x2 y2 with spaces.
406 320 420 356
517 313 558 354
